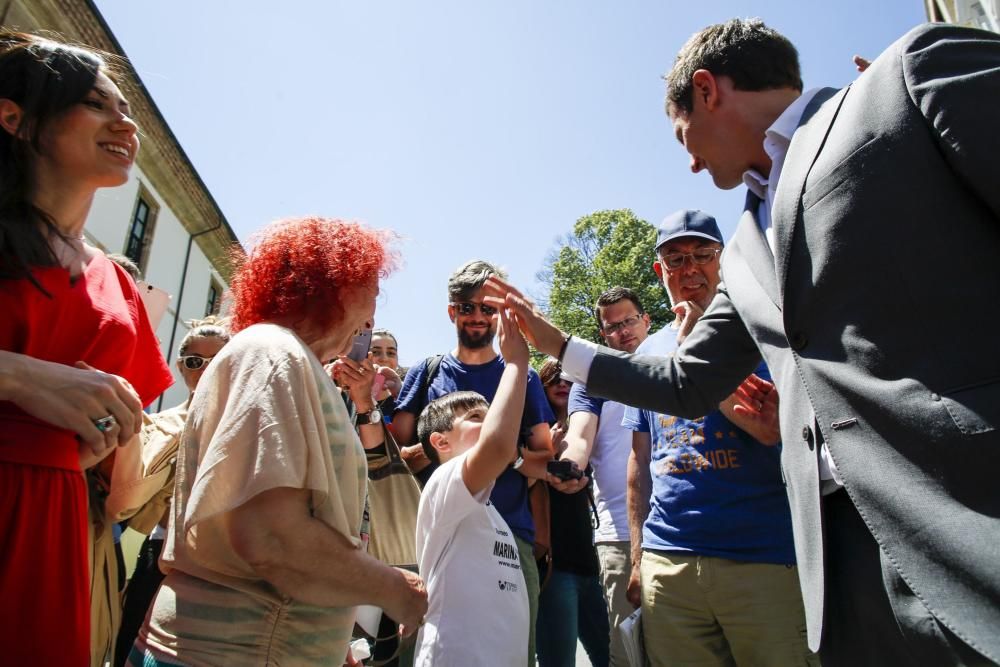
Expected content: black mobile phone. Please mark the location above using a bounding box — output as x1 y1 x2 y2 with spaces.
347 324 373 363
546 459 583 481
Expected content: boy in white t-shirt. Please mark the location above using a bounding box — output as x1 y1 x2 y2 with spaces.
413 308 531 667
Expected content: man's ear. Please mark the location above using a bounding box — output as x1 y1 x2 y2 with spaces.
0 99 24 137
447 303 456 323
691 69 720 111
429 431 449 455
653 259 665 282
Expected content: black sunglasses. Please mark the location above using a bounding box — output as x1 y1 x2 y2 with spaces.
452 301 498 317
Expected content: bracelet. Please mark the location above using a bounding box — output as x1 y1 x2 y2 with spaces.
557 334 572 363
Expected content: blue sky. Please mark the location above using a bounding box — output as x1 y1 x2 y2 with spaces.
94 0 926 366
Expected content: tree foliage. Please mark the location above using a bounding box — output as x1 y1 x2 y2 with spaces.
536 209 673 348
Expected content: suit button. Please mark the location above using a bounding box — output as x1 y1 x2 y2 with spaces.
801 426 810 441
790 332 808 350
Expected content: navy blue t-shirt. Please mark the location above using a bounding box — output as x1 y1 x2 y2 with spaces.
622 327 796 564
396 353 554 544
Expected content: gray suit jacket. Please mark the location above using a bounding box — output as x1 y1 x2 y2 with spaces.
586 24 1000 659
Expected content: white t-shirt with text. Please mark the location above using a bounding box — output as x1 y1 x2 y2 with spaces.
414 451 529 667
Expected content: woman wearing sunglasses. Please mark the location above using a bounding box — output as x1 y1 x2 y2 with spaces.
129 217 428 666
0 32 173 665
113 317 230 666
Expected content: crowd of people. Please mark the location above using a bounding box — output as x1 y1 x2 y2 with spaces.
0 13 998 667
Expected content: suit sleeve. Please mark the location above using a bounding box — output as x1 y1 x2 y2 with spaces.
903 24 1000 219
586 284 761 418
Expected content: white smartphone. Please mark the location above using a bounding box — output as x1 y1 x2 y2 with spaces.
136 281 171 329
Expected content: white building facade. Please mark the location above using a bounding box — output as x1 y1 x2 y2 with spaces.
926 0 1000 32
4 0 242 409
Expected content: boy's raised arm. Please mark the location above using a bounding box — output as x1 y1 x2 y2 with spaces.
462 308 529 495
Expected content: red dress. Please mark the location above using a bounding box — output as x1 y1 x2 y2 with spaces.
0 254 173 665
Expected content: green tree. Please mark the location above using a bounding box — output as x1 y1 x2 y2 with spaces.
536 209 673 349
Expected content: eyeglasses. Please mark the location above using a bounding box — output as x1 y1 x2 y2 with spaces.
602 314 644 336
179 355 215 371
660 247 722 271
452 301 498 317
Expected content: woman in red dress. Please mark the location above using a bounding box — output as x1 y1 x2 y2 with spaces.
0 32 173 664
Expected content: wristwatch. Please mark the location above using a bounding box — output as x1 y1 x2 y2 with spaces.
355 407 383 426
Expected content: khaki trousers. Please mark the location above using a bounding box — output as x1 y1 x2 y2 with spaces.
596 541 633 666
639 550 818 667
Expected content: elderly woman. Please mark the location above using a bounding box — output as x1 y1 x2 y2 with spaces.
130 217 427 666
0 32 173 665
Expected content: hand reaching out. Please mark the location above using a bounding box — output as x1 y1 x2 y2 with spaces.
496 305 529 367
729 374 781 446
482 277 567 358
389 568 429 638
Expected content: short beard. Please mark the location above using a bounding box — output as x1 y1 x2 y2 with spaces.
458 326 496 350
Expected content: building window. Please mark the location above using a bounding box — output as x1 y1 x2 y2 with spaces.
124 192 157 271
206 280 221 316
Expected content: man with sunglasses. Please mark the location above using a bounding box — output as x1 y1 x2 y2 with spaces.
615 210 811 665
392 259 573 665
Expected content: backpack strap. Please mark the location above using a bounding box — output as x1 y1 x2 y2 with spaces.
409 354 445 419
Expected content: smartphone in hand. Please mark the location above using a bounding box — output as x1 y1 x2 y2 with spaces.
136 281 171 329
547 459 583 481
347 323 373 363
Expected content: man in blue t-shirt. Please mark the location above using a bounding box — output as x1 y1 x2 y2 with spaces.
392 259 575 666
622 211 816 666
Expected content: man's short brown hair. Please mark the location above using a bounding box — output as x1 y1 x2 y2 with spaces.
594 286 645 331
665 18 802 116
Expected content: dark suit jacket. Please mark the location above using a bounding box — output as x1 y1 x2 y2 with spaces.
586 24 1000 659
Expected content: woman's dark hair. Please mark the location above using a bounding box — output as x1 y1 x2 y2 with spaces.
538 358 563 388
0 31 112 292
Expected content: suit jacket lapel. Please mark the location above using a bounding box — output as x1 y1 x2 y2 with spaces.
731 190 781 309
772 86 849 298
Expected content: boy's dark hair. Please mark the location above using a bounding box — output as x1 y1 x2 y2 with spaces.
416 391 490 466
594 286 645 331
664 18 802 116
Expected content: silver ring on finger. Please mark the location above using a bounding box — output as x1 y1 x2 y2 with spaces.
94 414 117 432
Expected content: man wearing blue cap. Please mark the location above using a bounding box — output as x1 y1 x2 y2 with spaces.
621 210 813 666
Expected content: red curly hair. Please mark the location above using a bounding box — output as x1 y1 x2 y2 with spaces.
228 217 397 335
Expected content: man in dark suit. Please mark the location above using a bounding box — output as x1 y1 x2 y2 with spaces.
487 19 1000 666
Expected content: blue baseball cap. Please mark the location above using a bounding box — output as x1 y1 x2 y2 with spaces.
654 210 724 251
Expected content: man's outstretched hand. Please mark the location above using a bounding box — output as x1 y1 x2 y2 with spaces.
482 276 567 357
727 374 781 446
